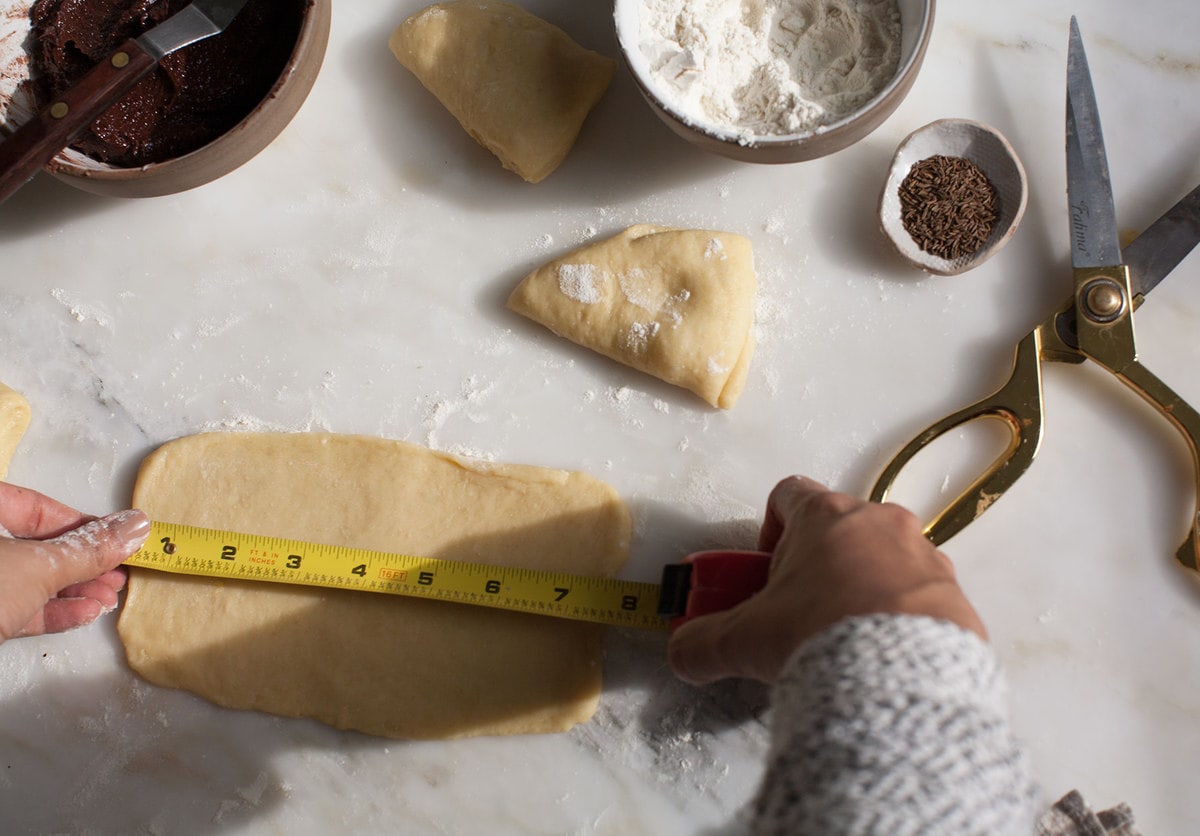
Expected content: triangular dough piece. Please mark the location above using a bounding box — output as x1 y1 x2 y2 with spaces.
118 433 631 740
507 225 757 408
389 1 615 183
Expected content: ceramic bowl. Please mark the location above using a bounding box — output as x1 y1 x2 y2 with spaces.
879 118 1028 275
613 0 935 164
0 0 330 198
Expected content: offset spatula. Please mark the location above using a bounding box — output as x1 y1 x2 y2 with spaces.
0 0 249 205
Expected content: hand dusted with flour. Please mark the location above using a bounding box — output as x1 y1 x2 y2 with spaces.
507 225 757 409
636 0 901 141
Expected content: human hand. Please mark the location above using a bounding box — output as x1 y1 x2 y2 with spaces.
668 476 986 685
0 482 150 643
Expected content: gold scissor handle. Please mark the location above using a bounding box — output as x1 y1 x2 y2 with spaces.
870 329 1047 545
1115 361 1200 571
1072 264 1200 573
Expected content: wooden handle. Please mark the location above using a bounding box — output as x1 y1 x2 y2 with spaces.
0 38 157 203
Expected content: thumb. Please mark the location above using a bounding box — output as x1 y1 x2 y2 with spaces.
667 606 753 685
38 510 150 592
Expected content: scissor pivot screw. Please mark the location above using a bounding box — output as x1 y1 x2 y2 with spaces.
1081 278 1127 323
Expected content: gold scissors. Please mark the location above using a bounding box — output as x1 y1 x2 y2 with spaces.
870 17 1200 572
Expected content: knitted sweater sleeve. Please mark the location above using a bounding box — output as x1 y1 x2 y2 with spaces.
752 613 1039 835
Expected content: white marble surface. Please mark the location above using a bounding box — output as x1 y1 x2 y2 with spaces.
2 1 1199 833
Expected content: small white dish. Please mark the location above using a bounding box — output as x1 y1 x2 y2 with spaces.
879 118 1028 275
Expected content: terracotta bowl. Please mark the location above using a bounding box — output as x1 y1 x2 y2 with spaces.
613 0 935 164
0 0 330 198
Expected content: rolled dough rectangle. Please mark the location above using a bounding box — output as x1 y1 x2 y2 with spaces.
118 432 631 739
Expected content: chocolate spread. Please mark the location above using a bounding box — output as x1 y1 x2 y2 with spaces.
30 0 305 167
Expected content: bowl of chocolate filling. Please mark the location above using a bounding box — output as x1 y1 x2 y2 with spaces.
0 0 330 198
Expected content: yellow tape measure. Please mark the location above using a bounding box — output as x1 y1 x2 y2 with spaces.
126 522 669 631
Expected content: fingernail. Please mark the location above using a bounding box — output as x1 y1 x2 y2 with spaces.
108 510 150 546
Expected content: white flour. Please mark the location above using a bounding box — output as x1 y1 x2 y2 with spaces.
634 0 902 141
556 263 603 304
624 319 660 353
553 259 696 356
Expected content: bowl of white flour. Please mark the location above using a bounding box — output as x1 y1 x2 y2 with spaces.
614 0 935 163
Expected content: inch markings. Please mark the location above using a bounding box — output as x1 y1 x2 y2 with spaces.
126 521 668 631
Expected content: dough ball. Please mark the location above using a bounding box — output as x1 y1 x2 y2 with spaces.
118 432 631 740
388 0 615 183
507 225 757 408
0 382 31 479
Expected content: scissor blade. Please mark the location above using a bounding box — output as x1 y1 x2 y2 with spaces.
1066 17 1122 270
1124 182 1200 298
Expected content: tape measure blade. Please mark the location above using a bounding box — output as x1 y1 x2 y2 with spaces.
129 521 670 631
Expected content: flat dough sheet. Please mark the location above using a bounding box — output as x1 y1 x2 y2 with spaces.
118 433 631 739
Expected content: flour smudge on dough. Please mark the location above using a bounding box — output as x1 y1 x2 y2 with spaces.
556 263 605 304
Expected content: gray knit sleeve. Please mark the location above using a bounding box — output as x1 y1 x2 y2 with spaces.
753 613 1039 835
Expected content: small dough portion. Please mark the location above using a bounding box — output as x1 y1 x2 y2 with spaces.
118 433 631 740
508 225 757 408
0 382 31 479
388 0 615 183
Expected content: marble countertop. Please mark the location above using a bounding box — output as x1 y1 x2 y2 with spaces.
2 1 1199 833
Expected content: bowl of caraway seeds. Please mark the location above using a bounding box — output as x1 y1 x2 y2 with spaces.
879 118 1027 275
